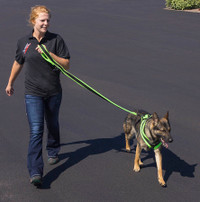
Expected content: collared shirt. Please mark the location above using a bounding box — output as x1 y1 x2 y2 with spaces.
15 31 70 97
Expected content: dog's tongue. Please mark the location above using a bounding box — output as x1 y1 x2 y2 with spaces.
161 138 168 148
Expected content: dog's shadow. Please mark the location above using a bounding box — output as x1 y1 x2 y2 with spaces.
162 148 197 181
138 147 197 183
41 133 197 189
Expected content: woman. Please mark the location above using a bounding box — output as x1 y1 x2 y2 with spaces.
5 5 70 187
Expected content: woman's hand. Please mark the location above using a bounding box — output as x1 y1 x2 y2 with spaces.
5 61 23 96
5 84 14 96
36 45 70 70
35 45 44 54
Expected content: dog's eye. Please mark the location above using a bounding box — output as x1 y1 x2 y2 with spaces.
155 127 166 132
154 126 159 130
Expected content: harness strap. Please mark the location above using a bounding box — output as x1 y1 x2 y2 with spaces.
38 44 138 115
38 45 161 148
140 114 162 150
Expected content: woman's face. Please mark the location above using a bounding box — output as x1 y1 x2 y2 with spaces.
33 12 50 34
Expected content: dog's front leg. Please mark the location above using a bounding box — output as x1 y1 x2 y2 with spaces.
134 143 142 172
154 149 166 187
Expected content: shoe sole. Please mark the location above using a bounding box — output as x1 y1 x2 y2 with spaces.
30 178 42 187
48 158 59 165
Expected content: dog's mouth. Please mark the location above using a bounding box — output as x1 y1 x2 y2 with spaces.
161 138 168 148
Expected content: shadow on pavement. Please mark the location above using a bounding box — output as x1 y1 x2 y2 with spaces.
41 134 197 189
138 148 197 183
162 148 197 182
41 134 126 189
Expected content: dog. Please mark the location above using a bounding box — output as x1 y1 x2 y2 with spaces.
123 111 173 187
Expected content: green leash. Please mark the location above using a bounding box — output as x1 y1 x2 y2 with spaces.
38 44 162 149
38 44 137 115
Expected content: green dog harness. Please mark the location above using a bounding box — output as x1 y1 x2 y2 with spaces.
140 114 162 150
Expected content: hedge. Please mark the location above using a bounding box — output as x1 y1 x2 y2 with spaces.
166 0 200 10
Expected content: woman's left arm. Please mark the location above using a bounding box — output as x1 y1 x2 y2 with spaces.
36 45 70 70
49 52 70 70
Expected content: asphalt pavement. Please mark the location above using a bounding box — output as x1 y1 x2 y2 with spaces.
0 0 199 201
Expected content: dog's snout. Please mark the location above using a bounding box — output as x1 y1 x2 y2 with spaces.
169 138 173 143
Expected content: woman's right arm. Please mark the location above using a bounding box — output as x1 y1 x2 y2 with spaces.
5 60 23 96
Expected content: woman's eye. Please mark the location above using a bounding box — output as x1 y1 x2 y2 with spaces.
41 20 49 22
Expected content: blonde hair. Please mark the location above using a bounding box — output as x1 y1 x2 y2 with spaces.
29 5 51 27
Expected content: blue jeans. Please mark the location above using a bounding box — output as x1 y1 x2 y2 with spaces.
25 93 62 178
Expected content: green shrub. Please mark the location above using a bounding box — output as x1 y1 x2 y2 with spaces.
166 0 200 10
166 0 172 7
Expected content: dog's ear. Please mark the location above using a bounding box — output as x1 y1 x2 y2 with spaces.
164 111 169 120
152 112 159 125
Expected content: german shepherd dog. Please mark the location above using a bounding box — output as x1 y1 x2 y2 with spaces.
123 111 173 187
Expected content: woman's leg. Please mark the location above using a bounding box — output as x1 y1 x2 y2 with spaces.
44 92 62 158
25 95 44 178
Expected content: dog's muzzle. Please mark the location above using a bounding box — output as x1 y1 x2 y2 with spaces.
168 138 173 143
161 137 173 148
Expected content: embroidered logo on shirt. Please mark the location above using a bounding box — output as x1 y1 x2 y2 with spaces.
23 43 31 54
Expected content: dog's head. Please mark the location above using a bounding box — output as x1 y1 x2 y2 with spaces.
151 112 173 148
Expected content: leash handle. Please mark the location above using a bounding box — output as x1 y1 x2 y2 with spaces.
38 44 137 115
39 46 161 149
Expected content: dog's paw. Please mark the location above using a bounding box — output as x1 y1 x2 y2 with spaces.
133 166 140 172
159 180 167 188
160 183 167 188
139 159 144 166
126 147 131 152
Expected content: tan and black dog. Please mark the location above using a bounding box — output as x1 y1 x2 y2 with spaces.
123 111 173 187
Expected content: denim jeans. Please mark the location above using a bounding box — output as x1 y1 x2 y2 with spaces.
25 92 62 178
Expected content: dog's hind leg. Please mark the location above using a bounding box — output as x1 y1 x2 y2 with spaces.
123 122 135 152
154 149 166 187
139 158 144 166
133 143 142 172
125 133 131 152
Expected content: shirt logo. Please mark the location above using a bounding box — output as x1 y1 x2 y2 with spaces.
23 43 31 54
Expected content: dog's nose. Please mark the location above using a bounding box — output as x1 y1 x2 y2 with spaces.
169 138 173 143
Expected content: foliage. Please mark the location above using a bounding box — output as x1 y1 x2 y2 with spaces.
166 0 200 10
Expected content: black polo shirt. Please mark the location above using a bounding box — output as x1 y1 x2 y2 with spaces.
15 31 70 97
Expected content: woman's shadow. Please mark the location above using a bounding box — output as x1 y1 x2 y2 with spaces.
41 134 126 189
41 133 197 189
